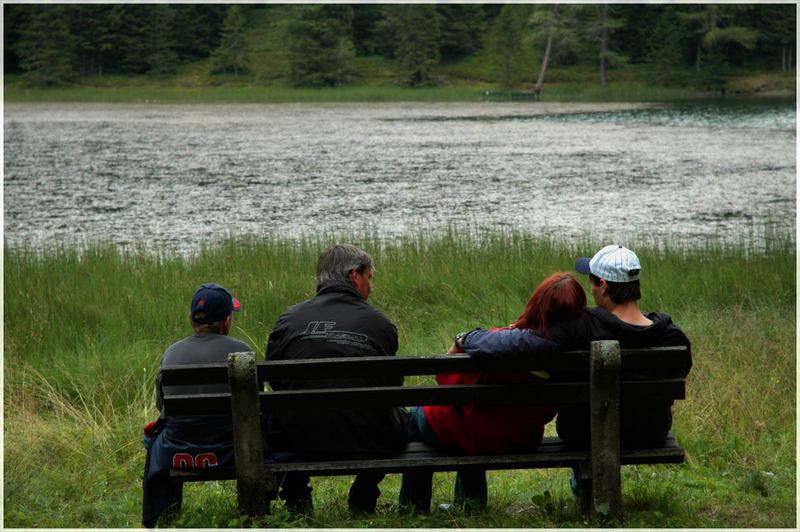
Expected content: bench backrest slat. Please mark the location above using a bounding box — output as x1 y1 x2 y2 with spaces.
166 393 230 416
159 346 689 386
255 353 582 380
163 379 684 417
258 383 589 412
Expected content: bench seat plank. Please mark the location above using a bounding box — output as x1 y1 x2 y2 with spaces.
171 434 684 481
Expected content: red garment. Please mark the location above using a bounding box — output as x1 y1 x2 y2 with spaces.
424 329 557 454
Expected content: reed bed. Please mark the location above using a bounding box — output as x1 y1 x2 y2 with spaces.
3 230 795 527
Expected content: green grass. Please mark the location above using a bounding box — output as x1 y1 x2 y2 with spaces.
4 60 794 103
3 230 795 527
0 82 757 104
1 83 496 104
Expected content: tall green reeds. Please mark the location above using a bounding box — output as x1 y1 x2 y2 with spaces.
4 230 795 527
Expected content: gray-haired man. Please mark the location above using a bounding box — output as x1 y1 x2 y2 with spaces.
265 244 408 514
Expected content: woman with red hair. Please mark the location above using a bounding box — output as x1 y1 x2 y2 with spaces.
398 272 587 514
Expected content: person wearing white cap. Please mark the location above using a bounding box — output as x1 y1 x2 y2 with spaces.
573 244 652 327
556 244 693 440
453 245 692 499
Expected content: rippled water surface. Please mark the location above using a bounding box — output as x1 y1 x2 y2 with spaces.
4 100 795 254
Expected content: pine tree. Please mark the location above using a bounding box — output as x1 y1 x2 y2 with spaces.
144 5 180 78
286 4 355 87
487 5 532 87
645 5 688 68
14 5 76 86
756 5 796 71
69 5 116 77
436 4 487 61
391 5 440 87
529 4 579 96
575 4 628 86
211 5 249 77
679 5 758 72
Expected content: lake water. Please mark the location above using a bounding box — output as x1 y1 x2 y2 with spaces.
3 99 796 255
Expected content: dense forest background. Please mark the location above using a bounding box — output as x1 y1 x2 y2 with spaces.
4 3 796 90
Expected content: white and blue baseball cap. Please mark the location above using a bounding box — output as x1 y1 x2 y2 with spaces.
575 245 641 283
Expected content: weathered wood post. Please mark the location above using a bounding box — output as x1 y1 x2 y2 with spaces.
228 351 269 517
589 340 622 521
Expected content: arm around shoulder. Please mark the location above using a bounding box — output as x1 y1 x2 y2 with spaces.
460 327 558 359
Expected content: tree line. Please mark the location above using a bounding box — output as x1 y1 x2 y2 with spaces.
4 3 796 88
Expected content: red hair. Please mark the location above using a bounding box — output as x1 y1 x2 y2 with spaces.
511 272 586 334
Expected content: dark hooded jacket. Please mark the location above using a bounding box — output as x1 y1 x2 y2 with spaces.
547 307 691 447
265 281 408 458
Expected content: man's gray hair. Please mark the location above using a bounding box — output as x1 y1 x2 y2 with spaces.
316 244 374 291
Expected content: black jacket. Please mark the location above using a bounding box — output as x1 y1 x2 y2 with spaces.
265 281 408 458
547 307 692 447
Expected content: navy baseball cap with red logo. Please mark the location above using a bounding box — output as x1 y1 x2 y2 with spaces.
190 283 242 323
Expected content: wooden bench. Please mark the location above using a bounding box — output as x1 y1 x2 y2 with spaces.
161 340 688 521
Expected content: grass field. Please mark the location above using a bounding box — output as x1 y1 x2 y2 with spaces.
2 82 695 104
4 64 795 104
3 230 796 527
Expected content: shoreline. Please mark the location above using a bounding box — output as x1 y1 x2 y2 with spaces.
4 80 795 104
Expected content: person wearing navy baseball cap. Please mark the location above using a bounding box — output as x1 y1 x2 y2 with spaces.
190 283 242 326
454 243 692 503
142 283 254 528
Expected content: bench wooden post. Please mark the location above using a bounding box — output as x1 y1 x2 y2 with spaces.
589 340 622 521
228 352 270 517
